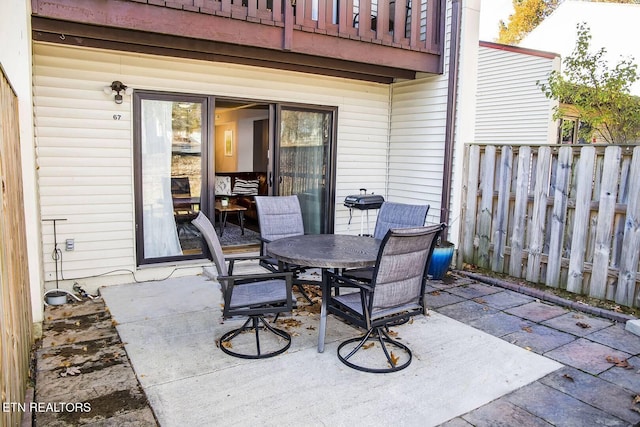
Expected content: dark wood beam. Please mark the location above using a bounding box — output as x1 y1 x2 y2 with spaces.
32 17 419 82
33 29 398 83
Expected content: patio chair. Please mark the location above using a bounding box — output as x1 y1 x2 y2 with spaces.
192 212 294 359
327 223 445 373
343 201 429 282
254 195 314 304
171 176 199 237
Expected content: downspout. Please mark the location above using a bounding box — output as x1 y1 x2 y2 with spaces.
440 0 462 235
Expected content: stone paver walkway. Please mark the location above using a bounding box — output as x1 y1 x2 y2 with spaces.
432 272 640 427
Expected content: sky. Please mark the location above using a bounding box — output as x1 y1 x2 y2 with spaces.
479 0 515 42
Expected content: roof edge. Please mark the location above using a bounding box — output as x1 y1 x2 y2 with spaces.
479 40 559 60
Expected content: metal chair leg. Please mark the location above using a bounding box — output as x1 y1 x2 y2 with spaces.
337 326 412 373
220 315 291 359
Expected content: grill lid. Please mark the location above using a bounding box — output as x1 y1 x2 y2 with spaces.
344 192 384 210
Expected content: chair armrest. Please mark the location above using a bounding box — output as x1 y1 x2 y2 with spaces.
325 270 373 292
218 271 293 285
227 255 273 275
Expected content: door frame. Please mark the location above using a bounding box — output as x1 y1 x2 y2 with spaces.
133 90 212 265
273 103 338 234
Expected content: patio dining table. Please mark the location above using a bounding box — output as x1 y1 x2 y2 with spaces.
266 234 380 353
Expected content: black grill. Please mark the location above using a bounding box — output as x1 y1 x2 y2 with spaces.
344 191 384 210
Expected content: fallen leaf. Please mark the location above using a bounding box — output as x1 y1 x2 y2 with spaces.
524 346 532 351
473 298 486 304
429 290 441 296
562 374 574 382
221 341 233 349
522 326 533 333
606 356 633 369
633 395 640 404
387 330 398 337
576 322 591 329
363 342 374 350
631 406 640 414
59 366 81 377
389 352 400 366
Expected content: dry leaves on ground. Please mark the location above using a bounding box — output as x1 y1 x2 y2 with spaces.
576 322 591 329
606 356 633 369
59 367 81 377
389 352 400 366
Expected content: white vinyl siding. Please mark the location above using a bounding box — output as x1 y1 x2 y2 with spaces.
388 76 449 225
33 43 390 285
475 45 560 144
386 1 453 227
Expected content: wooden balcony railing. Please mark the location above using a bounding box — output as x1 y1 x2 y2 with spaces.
32 0 445 80
205 0 443 53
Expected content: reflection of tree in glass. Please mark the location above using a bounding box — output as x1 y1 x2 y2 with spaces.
281 111 328 146
172 102 202 143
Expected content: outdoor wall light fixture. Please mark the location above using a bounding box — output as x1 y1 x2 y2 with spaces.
103 81 133 104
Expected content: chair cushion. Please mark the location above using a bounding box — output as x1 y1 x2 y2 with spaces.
229 279 288 308
215 175 233 196
233 178 260 195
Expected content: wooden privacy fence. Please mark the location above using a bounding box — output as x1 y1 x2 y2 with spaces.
460 143 640 308
1 71 32 425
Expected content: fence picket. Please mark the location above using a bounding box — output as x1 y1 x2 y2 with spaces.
546 146 573 288
590 146 621 299
492 146 512 272
526 146 551 283
477 145 496 269
616 147 640 306
510 146 531 278
462 145 480 262
567 146 596 294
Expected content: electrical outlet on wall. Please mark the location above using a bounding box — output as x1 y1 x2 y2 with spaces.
65 239 74 251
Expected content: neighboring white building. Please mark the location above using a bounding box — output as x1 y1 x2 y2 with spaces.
520 0 640 96
475 41 560 145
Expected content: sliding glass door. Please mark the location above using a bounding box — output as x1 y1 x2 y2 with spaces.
275 106 336 234
134 92 210 264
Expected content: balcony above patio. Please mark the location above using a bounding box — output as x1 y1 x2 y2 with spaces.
31 0 445 83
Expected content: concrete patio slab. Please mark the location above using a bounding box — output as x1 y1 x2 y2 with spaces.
102 274 562 427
